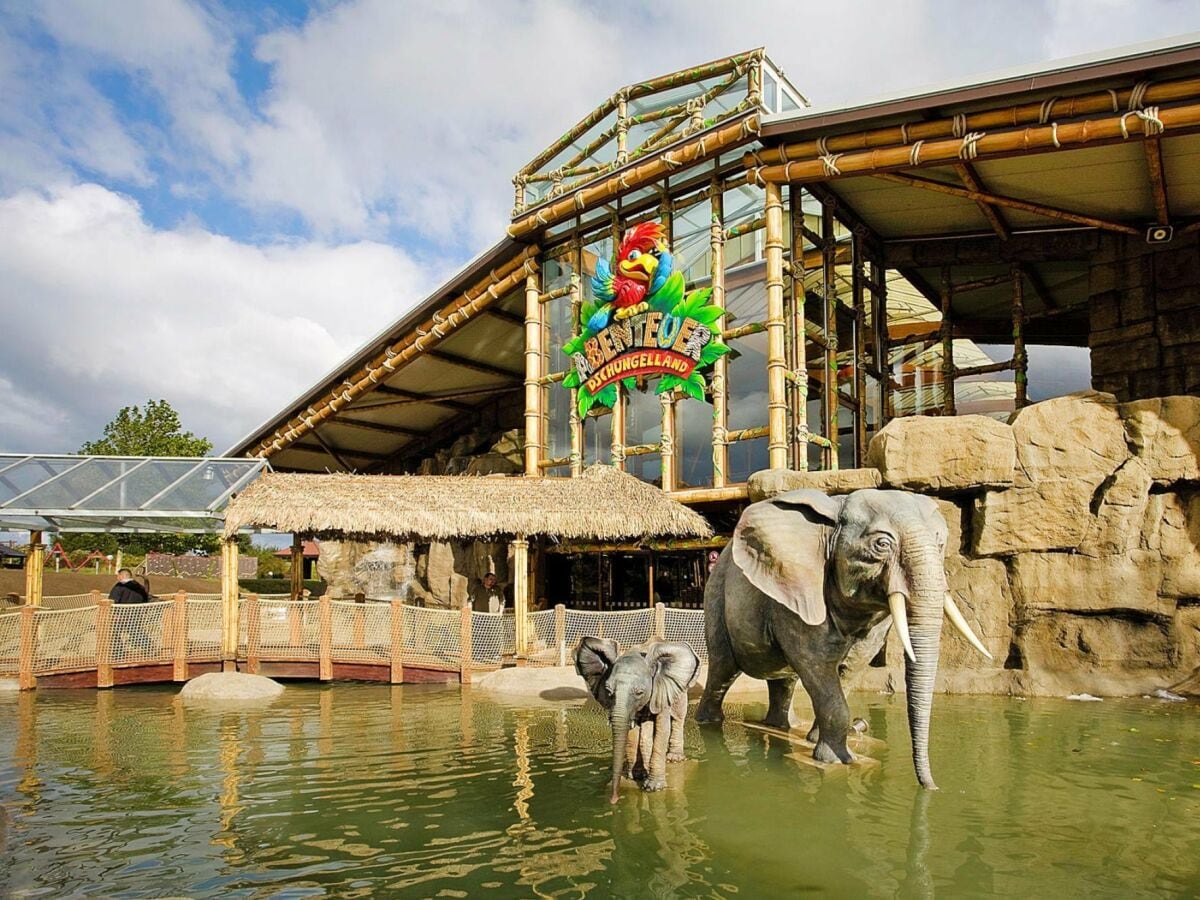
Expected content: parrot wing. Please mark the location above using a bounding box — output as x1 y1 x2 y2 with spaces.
591 258 615 303
647 249 674 298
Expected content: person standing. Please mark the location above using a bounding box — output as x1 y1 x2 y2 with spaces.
109 567 151 659
109 568 149 604
470 572 505 613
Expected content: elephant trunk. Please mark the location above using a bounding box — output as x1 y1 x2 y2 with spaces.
897 521 947 791
609 706 633 804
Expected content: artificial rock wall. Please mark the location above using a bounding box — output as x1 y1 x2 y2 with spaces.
320 428 524 606
751 390 1200 697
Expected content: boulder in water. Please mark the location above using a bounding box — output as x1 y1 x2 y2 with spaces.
179 671 284 702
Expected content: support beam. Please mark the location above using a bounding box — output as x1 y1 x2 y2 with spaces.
883 229 1101 267
1012 265 1029 409
24 530 44 607
294 441 391 464
787 190 810 471
821 199 839 471
512 536 530 658
427 349 524 381
710 186 729 487
220 538 239 672
328 417 424 437
354 384 482 413
876 172 1141 236
764 181 788 470
940 266 956 416
568 260 584 477
290 534 304 601
523 273 543 476
310 432 357 471
1144 136 1170 226
953 162 1009 240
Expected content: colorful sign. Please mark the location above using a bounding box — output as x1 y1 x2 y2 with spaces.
561 222 729 417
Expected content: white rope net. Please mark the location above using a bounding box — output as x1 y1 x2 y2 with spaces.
110 601 173 666
0 612 18 675
470 611 512 668
330 600 391 664
402 605 461 670
250 599 320 661
41 594 99 610
563 607 654 655
33 607 99 674
663 607 708 662
525 609 562 667
186 600 223 662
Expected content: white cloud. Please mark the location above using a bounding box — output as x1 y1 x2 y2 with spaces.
0 184 432 453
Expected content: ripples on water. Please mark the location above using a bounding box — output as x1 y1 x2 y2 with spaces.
1 684 1199 898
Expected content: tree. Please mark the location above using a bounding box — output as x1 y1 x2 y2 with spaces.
81 399 212 457
70 400 216 556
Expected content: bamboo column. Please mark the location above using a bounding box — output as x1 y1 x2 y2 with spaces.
1012 265 1029 409
512 536 530 658
289 535 303 601
24 531 44 607
568 260 584 477
821 202 839 470
524 273 544 476
610 387 626 472
172 591 188 682
555 603 566 666
245 594 261 674
647 553 656 609
96 597 113 688
852 234 868 462
873 259 893 423
318 594 332 681
940 266 956 416
788 191 810 471
18 604 36 690
389 599 404 684
220 538 238 672
710 188 729 486
616 92 629 165
660 391 676 492
765 182 788 470
459 601 473 685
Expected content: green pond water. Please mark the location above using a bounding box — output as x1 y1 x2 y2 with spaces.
1 684 1198 898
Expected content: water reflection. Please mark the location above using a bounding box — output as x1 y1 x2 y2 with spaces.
2 687 1200 896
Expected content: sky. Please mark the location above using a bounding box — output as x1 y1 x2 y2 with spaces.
1 0 1199 456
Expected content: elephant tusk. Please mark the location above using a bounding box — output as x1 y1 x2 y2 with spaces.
944 593 993 661
888 592 916 663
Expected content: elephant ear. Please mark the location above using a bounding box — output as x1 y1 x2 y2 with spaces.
646 641 700 715
731 489 844 626
575 636 620 706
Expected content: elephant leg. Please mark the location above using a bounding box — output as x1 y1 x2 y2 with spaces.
635 719 655 781
762 676 799 731
796 661 854 764
623 726 641 780
642 710 671 792
667 690 688 762
806 723 820 743
696 643 740 724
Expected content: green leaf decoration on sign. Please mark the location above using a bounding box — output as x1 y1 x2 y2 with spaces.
656 374 684 395
697 340 731 368
621 377 637 392
649 271 685 313
562 369 581 389
678 370 708 402
563 334 586 357
594 383 618 408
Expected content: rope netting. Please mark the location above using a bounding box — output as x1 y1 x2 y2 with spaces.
249 599 320 661
563 608 654 654
662 607 708 662
402 605 461 670
33 607 99 674
330 600 391 664
525 610 563 667
41 594 99 610
470 611 512 667
186 600 223 662
0 612 21 675
110 601 174 666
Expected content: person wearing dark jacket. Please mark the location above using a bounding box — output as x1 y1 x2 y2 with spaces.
109 568 149 604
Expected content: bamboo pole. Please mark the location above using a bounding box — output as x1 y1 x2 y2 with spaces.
749 101 1200 185
654 601 666 639
18 605 36 690
318 594 332 681
555 604 566 666
940 266 956 416
24 531 43 607
389 599 404 684
1012 265 1029 409
711 188 729 487
513 536 530 658
616 93 628 165
648 554 656 610
459 601 473 685
746 76 1200 167
852 234 868 461
95 598 113 688
173 591 188 682
569 263 584 477
245 594 261 674
256 248 538 457
789 195 810 470
873 259 893 424
509 113 761 239
660 389 676 492
220 538 238 672
290 535 303 601
610 387 626 472
524 272 543 476
821 202 839 471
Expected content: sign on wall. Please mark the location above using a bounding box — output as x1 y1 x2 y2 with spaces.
561 222 729 416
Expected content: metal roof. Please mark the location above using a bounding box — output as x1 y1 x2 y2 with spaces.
0 455 270 533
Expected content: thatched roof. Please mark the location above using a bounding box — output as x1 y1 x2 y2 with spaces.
222 465 712 542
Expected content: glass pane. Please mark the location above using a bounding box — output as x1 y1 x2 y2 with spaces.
676 396 713 488
625 385 662 487
583 411 612 466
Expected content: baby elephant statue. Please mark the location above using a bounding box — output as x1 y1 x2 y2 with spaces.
575 637 700 804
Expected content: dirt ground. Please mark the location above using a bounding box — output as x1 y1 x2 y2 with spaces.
0 569 220 598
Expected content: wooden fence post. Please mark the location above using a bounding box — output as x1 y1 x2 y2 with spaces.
17 605 36 690
555 604 566 666
173 591 188 682
96 597 114 689
318 594 332 681
220 538 238 673
245 594 261 675
389 600 404 684
655 602 666 640
460 602 473 685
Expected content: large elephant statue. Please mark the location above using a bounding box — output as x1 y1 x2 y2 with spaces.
695 488 991 790
575 638 700 803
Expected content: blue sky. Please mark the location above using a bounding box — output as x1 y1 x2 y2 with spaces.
1 0 1199 456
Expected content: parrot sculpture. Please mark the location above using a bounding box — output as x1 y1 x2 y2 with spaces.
587 222 674 332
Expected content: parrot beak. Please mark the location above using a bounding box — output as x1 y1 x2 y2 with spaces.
618 253 658 283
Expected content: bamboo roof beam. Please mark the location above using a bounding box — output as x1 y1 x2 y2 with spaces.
874 172 1142 235
327 417 424 438
353 384 517 413
1143 136 1171 225
425 350 523 380
254 246 537 458
748 101 1200 185
746 75 1200 167
954 162 1010 240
